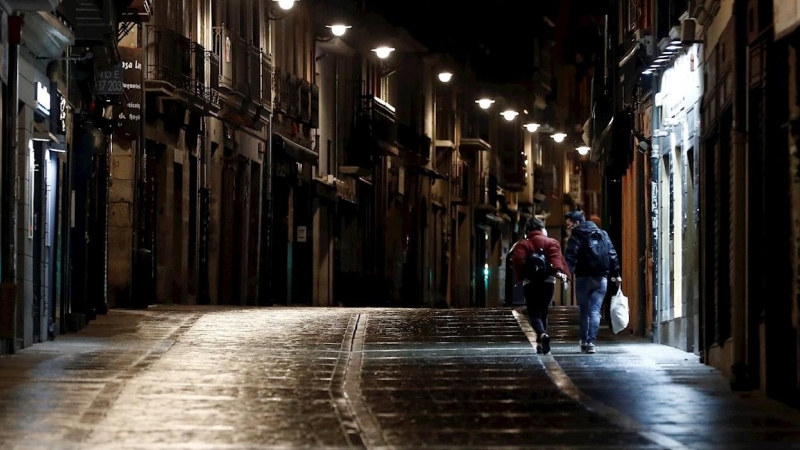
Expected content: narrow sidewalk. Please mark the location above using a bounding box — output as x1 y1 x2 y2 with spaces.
536 305 800 450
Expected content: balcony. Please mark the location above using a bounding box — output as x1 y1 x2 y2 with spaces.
435 109 456 151
246 46 262 106
310 84 319 128
397 123 431 162
476 171 498 211
300 80 311 124
459 110 491 153
261 55 273 113
212 27 250 99
285 72 300 119
450 159 469 205
144 26 218 113
358 95 396 143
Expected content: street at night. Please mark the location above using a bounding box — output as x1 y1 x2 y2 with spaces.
2 306 800 449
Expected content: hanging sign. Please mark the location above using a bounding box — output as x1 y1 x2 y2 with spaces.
116 46 144 138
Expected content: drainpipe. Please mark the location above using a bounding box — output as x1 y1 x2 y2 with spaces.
60 46 74 332
650 76 661 344
259 114 274 306
2 14 20 353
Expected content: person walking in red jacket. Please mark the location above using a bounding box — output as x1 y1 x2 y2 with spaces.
510 218 570 355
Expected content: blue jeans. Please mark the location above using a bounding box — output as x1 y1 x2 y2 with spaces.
576 276 607 344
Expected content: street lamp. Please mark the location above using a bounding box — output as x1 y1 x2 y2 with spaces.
371 46 395 59
326 24 351 36
501 110 519 121
523 123 540 132
275 0 295 10
438 72 453 83
475 98 495 109
576 145 591 155
551 132 567 143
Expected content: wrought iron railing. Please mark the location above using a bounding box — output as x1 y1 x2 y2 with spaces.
145 26 185 88
451 159 468 201
261 54 273 109
300 80 310 123
145 26 218 108
310 84 319 128
460 109 489 142
205 51 220 106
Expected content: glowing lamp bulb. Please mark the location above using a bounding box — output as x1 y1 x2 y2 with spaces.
524 123 540 132
372 47 395 59
475 98 494 109
501 110 519 121
438 72 453 83
577 146 591 155
551 133 567 143
276 0 295 10
327 25 351 36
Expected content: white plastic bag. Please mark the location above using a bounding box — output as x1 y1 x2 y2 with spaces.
610 286 629 334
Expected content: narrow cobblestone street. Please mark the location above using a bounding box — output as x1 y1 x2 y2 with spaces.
1 306 800 449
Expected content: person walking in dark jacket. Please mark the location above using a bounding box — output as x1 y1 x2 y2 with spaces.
563 211 621 354
511 218 570 355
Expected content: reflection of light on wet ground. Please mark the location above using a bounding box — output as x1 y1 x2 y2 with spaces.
3 306 800 449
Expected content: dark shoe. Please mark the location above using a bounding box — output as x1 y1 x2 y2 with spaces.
580 340 588 353
540 333 551 355
536 345 543 354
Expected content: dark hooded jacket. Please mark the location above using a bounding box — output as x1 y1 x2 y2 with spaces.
564 219 620 278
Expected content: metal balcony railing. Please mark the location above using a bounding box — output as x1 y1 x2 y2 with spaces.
476 171 497 207
357 95 397 144
301 80 311 123
459 110 490 152
247 46 262 104
286 72 299 118
144 26 218 108
450 159 469 203
397 123 430 160
205 51 220 106
436 109 456 143
145 26 185 89
262 55 273 111
232 36 248 97
310 84 319 128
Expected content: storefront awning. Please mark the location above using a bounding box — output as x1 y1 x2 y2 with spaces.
272 133 318 165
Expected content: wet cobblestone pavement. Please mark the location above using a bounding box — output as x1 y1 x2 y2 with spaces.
1 305 799 449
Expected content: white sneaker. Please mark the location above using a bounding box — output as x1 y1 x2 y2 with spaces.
586 343 596 354
580 340 588 353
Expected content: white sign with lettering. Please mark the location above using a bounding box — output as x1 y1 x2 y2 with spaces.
36 82 50 115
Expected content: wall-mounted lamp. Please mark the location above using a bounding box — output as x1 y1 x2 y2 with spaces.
576 146 591 155
371 46 395 59
275 0 295 10
551 133 567 143
524 123 540 132
269 0 296 19
475 98 495 109
501 110 519 121
326 24 351 36
438 72 453 83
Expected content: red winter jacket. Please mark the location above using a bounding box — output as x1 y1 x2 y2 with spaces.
510 230 571 283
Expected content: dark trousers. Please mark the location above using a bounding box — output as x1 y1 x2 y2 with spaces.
523 281 555 336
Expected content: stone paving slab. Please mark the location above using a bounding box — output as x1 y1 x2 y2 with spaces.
543 306 800 450
1 305 800 449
